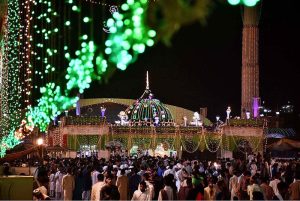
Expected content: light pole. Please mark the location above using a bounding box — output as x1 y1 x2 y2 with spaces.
36 138 44 159
101 106 106 117
183 116 187 127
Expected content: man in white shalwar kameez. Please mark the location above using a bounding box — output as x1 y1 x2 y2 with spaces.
132 181 151 201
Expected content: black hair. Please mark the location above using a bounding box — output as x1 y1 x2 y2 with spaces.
252 191 264 200
140 181 146 187
143 172 150 180
97 173 104 181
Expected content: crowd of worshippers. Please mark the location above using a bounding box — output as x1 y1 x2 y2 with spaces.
21 154 300 200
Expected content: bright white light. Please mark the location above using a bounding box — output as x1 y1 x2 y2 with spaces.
276 111 280 115
246 111 251 119
36 138 44 146
228 0 240 5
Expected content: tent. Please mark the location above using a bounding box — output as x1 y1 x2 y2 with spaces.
267 138 300 151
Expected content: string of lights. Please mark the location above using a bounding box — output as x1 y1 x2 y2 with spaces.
1 0 158 157
0 15 9 142
20 0 33 108
0 0 23 157
79 0 157 6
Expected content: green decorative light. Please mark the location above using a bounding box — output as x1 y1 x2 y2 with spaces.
227 0 260 6
82 34 88 40
2 0 158 157
65 21 71 26
243 0 259 6
104 1 156 70
227 0 240 5
83 17 90 23
72 5 79 11
0 0 22 157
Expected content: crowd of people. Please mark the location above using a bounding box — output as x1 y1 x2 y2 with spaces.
3 153 300 200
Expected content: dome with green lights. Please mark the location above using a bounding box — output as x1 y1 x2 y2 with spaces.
125 72 174 123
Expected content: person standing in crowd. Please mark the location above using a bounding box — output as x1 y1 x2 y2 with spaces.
91 165 100 186
273 182 288 200
260 177 274 200
142 172 155 200
116 169 129 200
187 178 204 200
203 178 217 201
158 174 175 201
250 160 258 176
82 165 93 200
269 172 281 196
55 167 64 200
215 179 230 200
91 173 105 201
62 167 75 201
229 170 239 200
178 177 193 200
288 172 300 200
247 176 262 200
129 168 142 198
73 168 84 200
239 170 251 200
101 174 120 200
163 164 175 178
132 181 150 201
177 167 189 188
49 169 56 198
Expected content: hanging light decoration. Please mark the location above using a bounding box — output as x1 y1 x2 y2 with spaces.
227 0 260 7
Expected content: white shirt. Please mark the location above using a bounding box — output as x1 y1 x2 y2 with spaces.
250 164 258 176
91 181 105 201
145 181 154 199
247 184 262 200
131 189 150 201
158 186 173 201
163 168 178 180
55 171 64 192
91 170 100 185
269 179 281 196
229 175 239 200
49 173 55 191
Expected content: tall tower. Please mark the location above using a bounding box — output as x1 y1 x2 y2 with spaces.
241 5 261 118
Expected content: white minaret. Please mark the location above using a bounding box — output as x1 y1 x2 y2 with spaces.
146 70 149 90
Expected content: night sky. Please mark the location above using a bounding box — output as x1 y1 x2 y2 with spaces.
85 0 300 120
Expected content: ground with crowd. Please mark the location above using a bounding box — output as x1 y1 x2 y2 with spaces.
2 153 300 200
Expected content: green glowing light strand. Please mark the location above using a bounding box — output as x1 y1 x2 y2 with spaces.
0 0 23 157
105 0 156 70
1 0 158 157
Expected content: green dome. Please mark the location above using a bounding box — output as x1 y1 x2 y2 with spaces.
125 72 173 123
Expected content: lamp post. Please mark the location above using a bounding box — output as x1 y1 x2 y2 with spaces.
37 138 44 159
183 116 187 127
101 106 106 117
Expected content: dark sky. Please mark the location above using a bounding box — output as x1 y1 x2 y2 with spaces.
85 0 300 120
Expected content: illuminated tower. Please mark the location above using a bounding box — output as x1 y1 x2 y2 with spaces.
241 5 261 118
